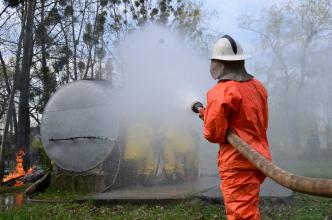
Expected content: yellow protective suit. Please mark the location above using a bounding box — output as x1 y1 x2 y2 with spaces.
123 123 156 177
160 125 199 180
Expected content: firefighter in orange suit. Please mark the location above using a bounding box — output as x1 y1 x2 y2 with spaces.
199 35 272 220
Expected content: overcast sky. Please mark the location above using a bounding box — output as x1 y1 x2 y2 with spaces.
204 0 289 53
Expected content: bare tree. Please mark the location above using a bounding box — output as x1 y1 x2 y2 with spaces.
240 0 332 153
17 0 35 170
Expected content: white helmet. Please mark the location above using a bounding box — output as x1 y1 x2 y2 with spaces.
211 35 250 61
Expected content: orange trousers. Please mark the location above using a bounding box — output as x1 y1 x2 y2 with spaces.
220 169 265 220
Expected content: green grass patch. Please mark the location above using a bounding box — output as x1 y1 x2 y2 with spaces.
260 193 332 220
277 159 332 178
1 192 332 220
2 159 332 219
0 200 225 220
31 186 86 201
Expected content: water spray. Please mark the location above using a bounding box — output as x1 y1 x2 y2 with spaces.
191 101 332 198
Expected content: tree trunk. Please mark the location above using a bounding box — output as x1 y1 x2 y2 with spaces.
40 0 55 112
70 0 78 80
60 19 70 83
0 51 10 180
17 0 35 171
0 18 24 179
83 2 99 79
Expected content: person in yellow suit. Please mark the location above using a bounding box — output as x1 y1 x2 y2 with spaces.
122 122 157 185
159 122 199 183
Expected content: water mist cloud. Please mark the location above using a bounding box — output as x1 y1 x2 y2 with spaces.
115 25 213 124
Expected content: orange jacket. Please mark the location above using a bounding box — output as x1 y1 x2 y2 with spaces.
203 78 272 172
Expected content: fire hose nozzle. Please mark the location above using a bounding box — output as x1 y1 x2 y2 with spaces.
191 101 204 114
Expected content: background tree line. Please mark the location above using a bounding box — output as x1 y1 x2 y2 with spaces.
241 0 332 160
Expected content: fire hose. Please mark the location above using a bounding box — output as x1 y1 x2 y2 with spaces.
191 101 332 198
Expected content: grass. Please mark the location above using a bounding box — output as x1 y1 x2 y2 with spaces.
0 199 225 220
278 159 332 178
30 186 85 201
0 192 332 220
1 159 332 219
260 193 332 220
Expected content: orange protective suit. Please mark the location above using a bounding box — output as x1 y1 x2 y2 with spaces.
203 78 272 220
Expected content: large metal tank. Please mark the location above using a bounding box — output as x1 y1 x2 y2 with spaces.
41 80 119 172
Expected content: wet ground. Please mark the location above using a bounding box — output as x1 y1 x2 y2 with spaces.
200 177 293 204
0 192 28 210
86 176 293 204
5 177 292 207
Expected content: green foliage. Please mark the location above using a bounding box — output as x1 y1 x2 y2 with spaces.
52 57 67 73
100 0 108 7
31 138 52 170
58 0 67 6
111 0 121 4
106 0 207 49
83 23 94 45
96 47 106 60
158 0 171 24
59 45 73 57
78 61 85 74
95 12 107 36
4 0 23 7
64 5 74 17
45 8 61 26
35 25 54 47
150 8 159 17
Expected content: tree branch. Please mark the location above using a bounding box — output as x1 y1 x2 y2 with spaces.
0 50 12 95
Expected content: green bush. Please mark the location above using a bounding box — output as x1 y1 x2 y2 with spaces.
31 137 52 171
